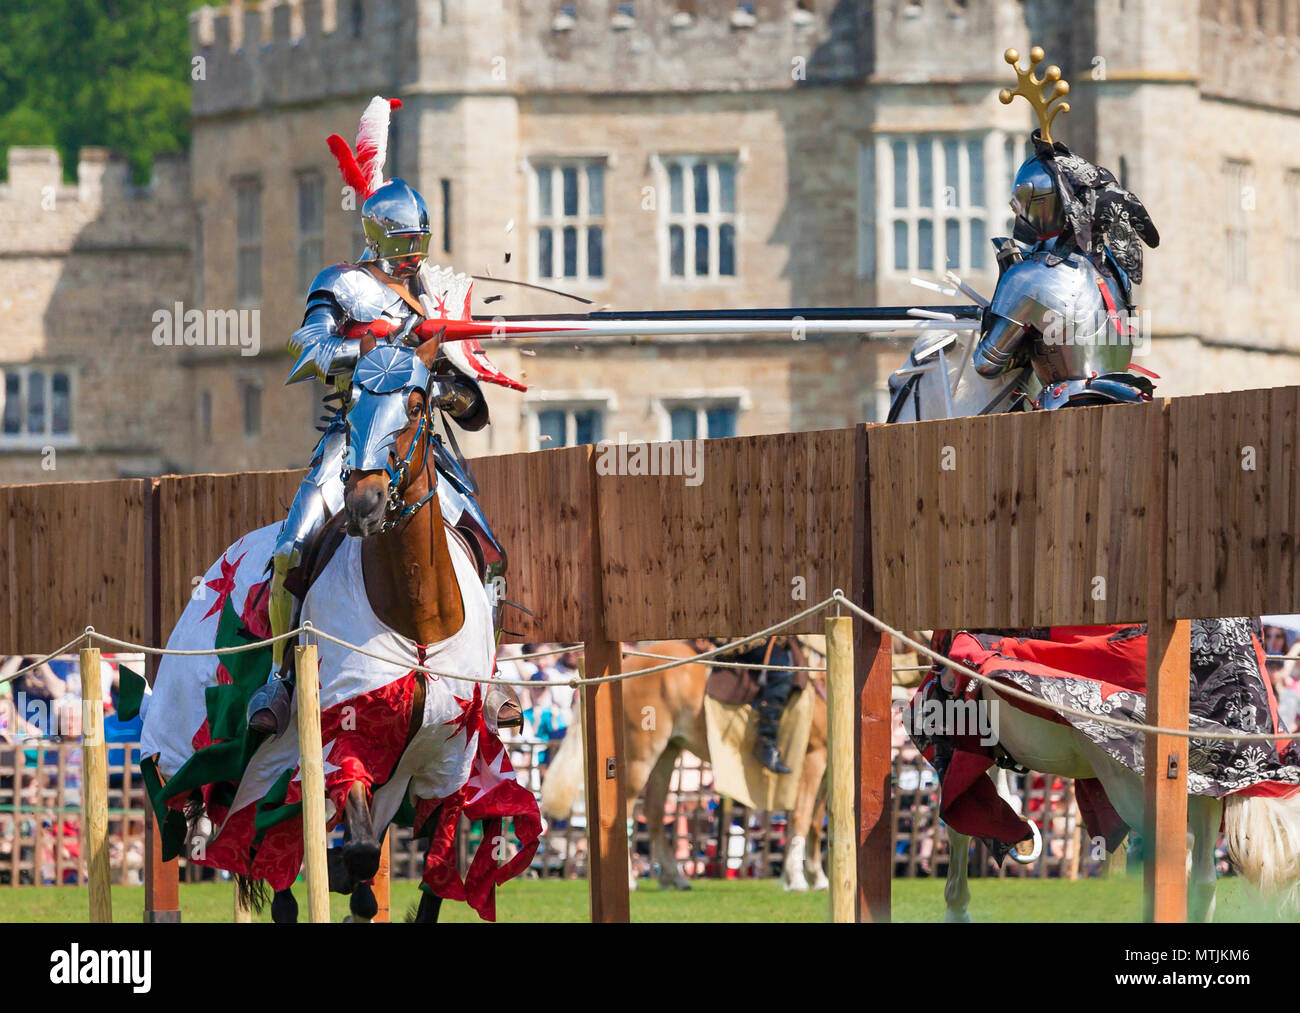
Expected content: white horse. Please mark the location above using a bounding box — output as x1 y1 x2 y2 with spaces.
940 683 1300 923
889 322 1300 922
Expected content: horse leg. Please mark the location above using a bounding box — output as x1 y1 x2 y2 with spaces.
271 888 299 924
1188 795 1221 923
943 825 973 923
644 743 689 890
413 889 443 923
341 781 381 881
807 762 830 890
784 738 824 891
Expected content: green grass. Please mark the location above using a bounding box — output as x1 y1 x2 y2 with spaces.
0 874 1292 923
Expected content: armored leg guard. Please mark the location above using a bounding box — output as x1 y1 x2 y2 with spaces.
752 668 794 775
248 414 347 737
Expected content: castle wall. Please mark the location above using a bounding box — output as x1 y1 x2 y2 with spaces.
0 148 193 481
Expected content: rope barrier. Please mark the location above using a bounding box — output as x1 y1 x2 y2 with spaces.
622 647 827 673
4 596 1299 744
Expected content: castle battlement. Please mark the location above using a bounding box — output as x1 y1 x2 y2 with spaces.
188 0 881 116
0 147 191 256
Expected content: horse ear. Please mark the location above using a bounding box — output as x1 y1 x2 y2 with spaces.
415 335 441 369
359 333 378 357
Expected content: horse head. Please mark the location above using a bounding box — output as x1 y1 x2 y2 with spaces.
342 335 441 537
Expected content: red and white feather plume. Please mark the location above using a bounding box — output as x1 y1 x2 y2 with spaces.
326 96 402 201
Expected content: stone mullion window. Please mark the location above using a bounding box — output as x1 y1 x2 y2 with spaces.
1286 169 1300 292
663 399 740 440
0 365 75 446
234 176 263 305
661 155 738 280
528 399 608 449
295 171 324 294
1223 159 1253 290
532 160 606 283
876 133 992 276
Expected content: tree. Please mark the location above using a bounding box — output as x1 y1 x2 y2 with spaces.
0 0 201 182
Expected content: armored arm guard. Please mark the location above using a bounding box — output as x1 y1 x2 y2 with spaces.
972 257 1047 378
286 265 395 385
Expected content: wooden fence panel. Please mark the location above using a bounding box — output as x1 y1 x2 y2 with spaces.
868 403 1163 631
473 445 593 644
1168 386 1300 619
0 480 147 654
596 430 856 641
156 470 304 635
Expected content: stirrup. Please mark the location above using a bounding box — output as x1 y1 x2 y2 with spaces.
484 684 523 735
247 678 293 738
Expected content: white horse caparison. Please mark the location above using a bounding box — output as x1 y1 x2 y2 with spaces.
891 324 1300 922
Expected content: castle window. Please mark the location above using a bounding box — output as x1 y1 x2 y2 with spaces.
1286 169 1300 291
662 399 740 440
872 132 1016 278
660 155 738 281
296 171 324 294
1223 158 1253 290
532 159 606 283
350 0 364 38
527 399 609 449
241 378 263 438
441 178 452 255
199 390 212 444
0 365 75 446
234 176 263 305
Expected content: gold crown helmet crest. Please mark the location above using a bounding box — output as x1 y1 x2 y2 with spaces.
999 46 1070 144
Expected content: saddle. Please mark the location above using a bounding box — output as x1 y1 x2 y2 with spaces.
705 638 810 707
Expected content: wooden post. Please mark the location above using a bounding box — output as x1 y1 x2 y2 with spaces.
295 643 331 923
826 615 857 922
142 477 181 923
579 644 631 922
373 835 391 923
1144 403 1189 922
854 424 893 921
581 446 630 923
81 646 112 923
1143 617 1190 922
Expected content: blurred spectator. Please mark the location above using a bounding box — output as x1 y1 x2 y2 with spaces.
1263 625 1300 729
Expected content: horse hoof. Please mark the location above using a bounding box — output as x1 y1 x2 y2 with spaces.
271 890 299 924
812 875 829 891
784 876 809 893
327 848 355 894
943 909 973 924
350 882 378 922
343 839 382 881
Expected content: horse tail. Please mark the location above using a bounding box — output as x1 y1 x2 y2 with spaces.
539 720 584 820
235 874 269 915
1223 791 1300 908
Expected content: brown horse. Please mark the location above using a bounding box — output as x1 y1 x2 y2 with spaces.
540 641 829 890
267 332 518 923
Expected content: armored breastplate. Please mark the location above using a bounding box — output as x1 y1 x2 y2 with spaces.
990 250 1132 385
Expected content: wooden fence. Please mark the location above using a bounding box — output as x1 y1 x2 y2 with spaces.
3 384 1300 921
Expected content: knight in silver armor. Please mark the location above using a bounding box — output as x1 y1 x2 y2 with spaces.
972 49 1160 412
248 153 507 736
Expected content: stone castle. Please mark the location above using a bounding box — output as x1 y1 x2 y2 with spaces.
2 0 1299 481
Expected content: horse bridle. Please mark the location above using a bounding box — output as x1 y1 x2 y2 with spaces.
341 343 442 534
378 402 438 532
